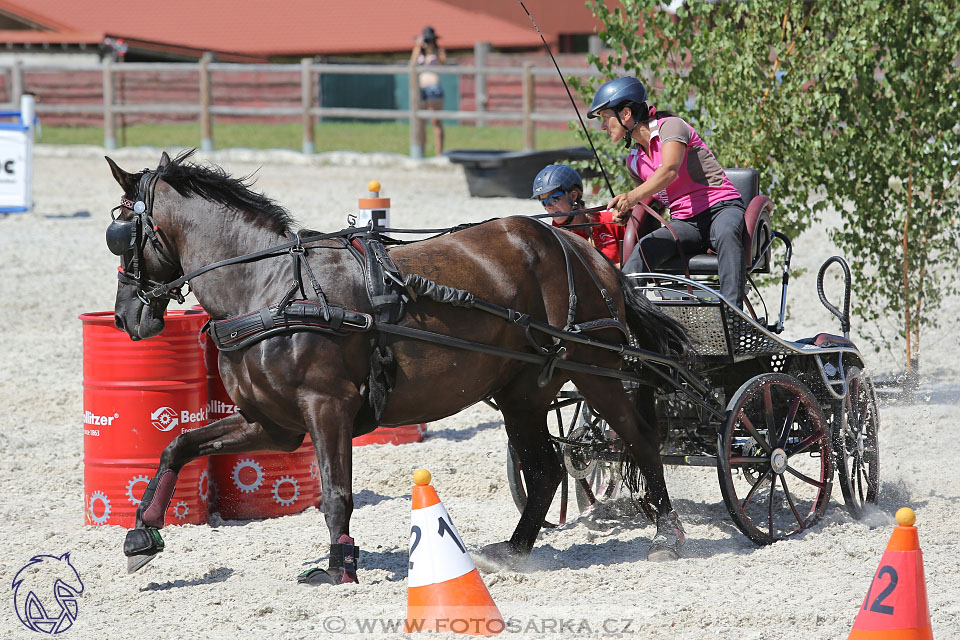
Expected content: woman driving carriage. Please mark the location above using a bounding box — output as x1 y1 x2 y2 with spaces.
587 77 747 307
531 164 624 267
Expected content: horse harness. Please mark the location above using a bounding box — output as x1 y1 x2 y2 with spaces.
108 171 641 411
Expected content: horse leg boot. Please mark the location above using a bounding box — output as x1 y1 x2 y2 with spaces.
124 413 284 573
573 375 685 561
477 404 562 572
296 391 362 586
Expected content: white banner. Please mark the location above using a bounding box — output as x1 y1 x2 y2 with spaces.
0 127 31 211
408 502 476 587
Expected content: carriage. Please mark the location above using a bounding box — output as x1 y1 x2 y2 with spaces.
105 153 880 581
504 167 881 545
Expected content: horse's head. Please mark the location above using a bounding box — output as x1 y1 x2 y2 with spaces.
105 152 183 340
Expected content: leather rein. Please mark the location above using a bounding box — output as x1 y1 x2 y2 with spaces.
107 171 618 308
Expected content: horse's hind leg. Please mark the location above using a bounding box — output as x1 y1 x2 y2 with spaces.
123 413 297 573
570 373 686 561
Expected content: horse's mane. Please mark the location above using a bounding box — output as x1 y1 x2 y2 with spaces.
158 149 295 234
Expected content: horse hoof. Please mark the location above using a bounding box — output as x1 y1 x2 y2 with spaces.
297 567 338 585
474 541 529 573
646 509 685 562
297 567 358 585
123 527 164 574
645 545 681 562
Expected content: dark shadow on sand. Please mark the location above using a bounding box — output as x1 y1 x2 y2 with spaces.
426 420 502 443
140 567 234 591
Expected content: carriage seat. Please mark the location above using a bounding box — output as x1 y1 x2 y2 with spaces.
621 168 773 275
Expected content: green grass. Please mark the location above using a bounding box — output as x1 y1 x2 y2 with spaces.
37 121 582 156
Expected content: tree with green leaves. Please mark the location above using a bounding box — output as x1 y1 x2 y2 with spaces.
823 2 960 376
575 0 959 375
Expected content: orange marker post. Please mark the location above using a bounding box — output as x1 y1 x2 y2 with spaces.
348 179 390 231
848 507 933 639
406 468 503 636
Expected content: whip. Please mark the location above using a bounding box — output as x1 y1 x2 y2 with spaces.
518 1 616 198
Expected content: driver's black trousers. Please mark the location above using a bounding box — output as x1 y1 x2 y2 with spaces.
622 198 747 306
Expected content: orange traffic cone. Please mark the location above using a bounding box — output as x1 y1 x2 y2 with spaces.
848 507 933 639
406 468 504 636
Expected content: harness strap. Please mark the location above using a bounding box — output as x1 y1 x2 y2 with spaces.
545 221 621 321
632 200 693 289
207 301 373 352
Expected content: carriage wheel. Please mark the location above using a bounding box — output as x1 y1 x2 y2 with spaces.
567 403 621 511
504 395 622 526
718 373 833 545
835 367 881 518
574 460 619 512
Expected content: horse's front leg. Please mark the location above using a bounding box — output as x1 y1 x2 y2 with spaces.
296 388 363 586
123 412 290 573
477 404 562 572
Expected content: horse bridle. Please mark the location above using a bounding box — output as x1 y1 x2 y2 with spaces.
107 170 186 304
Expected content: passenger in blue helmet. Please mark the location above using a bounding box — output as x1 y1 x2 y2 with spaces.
588 76 747 306
532 164 624 266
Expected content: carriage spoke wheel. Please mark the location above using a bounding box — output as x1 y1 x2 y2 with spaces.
835 367 881 518
505 397 621 527
718 373 832 545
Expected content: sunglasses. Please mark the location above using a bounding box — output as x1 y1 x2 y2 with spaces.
538 189 566 208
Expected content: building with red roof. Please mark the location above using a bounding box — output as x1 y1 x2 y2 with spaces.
0 0 608 62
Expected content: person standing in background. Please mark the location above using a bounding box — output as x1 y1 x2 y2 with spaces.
412 26 446 156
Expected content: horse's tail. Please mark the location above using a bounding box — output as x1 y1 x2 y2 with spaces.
615 269 691 358
610 270 690 520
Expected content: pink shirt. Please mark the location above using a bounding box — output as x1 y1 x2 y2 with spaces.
627 117 741 220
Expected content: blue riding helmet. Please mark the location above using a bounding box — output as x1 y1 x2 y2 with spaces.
531 164 582 199
586 77 648 119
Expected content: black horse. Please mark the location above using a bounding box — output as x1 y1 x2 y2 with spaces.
106 150 690 584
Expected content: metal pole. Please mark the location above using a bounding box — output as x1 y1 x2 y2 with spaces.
473 41 490 128
522 61 535 151
301 58 315 154
102 57 116 150
409 57 423 159
199 53 213 152
11 59 23 107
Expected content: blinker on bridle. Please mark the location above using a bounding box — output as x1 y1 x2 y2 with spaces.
107 170 186 304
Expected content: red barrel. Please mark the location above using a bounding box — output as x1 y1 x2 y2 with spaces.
353 424 427 446
80 310 210 528
197 307 322 520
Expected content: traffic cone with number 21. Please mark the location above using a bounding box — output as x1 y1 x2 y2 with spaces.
848 507 933 639
406 468 503 636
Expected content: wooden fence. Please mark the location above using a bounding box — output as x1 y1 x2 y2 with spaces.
1 55 614 157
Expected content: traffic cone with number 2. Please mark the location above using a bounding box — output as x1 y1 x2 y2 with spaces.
848 507 933 639
406 468 503 635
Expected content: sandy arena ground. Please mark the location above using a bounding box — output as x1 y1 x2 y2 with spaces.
1 146 958 639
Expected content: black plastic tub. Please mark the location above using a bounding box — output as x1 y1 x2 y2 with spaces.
444 147 598 198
